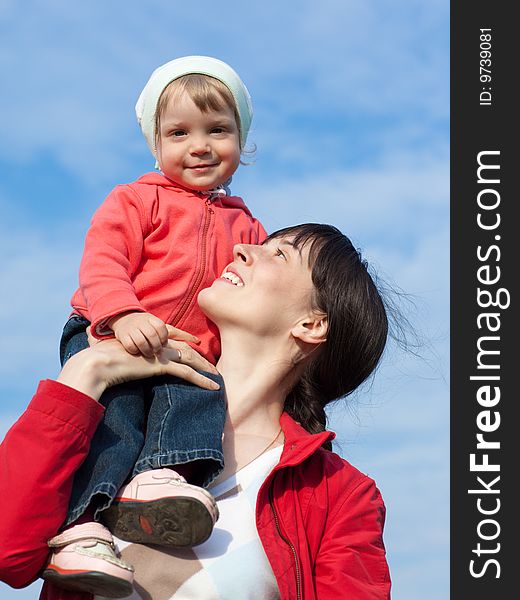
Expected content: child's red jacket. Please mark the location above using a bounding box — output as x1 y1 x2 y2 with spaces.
70 172 266 363
0 381 391 599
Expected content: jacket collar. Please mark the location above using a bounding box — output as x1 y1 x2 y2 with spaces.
134 171 254 216
276 412 335 469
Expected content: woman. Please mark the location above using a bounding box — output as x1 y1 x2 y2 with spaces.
0 223 391 599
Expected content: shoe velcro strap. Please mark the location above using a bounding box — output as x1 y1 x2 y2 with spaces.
48 522 114 548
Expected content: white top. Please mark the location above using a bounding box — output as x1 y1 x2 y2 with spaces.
96 445 283 600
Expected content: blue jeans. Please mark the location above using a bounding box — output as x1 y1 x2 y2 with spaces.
60 316 226 525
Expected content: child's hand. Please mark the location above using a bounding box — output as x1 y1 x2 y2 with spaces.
107 311 170 358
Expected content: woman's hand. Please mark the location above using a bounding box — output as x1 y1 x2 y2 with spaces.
57 327 220 401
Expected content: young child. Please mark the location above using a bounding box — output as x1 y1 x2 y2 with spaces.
42 56 266 597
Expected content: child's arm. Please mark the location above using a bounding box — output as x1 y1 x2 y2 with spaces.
78 185 152 340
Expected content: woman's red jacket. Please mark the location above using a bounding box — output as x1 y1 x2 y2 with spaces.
0 380 391 599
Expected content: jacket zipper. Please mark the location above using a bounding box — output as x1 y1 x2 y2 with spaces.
170 197 214 326
268 482 302 600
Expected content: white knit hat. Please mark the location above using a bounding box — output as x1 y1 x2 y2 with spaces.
135 55 253 158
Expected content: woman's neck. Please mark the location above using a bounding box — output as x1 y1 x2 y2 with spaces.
216 330 299 438
208 329 308 486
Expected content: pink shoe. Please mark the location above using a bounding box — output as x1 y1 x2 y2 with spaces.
101 468 219 547
41 522 134 598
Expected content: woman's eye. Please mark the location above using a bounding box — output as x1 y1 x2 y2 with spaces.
275 248 287 260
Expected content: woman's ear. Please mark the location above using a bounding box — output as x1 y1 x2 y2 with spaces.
291 313 328 345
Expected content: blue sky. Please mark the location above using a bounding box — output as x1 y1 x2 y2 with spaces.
0 2 449 599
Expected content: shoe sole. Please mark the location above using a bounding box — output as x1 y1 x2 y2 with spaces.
102 496 214 547
42 568 133 598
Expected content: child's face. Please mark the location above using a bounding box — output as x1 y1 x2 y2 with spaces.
156 91 241 191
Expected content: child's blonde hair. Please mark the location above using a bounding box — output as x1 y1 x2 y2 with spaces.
155 74 242 148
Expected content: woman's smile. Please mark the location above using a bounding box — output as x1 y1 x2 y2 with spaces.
219 269 244 286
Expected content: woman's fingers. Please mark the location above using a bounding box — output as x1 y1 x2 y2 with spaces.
59 339 221 399
166 341 219 375
113 341 220 389
165 324 200 344
161 354 220 390
176 368 220 391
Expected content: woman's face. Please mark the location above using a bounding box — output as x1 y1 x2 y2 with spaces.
198 238 316 337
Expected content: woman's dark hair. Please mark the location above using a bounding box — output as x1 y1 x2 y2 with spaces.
266 223 389 450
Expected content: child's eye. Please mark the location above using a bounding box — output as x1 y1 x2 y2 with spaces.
211 127 225 134
172 130 186 137
275 248 287 260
